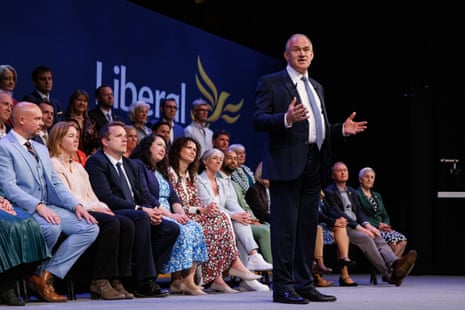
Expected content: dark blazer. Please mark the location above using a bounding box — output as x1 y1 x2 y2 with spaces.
172 123 185 141
32 135 46 145
88 107 123 134
245 181 270 223
134 159 181 206
158 118 184 143
22 90 64 122
252 69 343 185
84 150 158 210
323 183 370 230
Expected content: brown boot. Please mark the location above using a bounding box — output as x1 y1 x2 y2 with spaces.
110 279 134 299
90 279 125 300
313 273 334 287
28 271 67 302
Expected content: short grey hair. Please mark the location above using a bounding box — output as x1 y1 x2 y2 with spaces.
128 100 150 122
201 147 224 162
358 167 375 179
228 143 245 153
0 64 17 84
191 98 209 110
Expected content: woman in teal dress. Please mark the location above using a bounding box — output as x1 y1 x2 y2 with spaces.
0 196 51 306
130 134 208 296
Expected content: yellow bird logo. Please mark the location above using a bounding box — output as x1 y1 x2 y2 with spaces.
194 56 243 126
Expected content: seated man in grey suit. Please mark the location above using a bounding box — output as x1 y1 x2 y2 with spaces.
324 161 417 287
0 102 99 302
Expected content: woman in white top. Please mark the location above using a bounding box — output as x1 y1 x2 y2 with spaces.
48 121 134 300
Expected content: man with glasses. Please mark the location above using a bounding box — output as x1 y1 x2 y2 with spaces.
184 98 213 156
158 97 184 145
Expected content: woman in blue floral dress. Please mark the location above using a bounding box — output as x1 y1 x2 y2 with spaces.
131 134 208 295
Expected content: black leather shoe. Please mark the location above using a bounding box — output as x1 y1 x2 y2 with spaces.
0 288 26 306
296 287 337 302
339 277 358 287
273 290 309 304
134 279 169 298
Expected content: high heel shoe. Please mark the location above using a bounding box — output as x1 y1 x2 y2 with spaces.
313 273 334 287
210 282 239 293
179 282 207 295
228 268 262 281
338 259 357 269
339 276 358 287
170 280 182 294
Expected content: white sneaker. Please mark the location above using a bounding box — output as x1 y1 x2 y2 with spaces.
238 280 270 292
247 253 273 271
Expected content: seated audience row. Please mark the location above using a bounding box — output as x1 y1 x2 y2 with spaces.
168 137 266 293
130 135 208 295
324 161 416 286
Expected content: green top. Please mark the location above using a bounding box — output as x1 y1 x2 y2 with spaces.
356 188 391 228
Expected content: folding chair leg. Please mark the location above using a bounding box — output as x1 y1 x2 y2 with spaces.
369 267 378 285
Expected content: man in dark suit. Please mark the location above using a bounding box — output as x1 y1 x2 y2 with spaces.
88 85 123 135
158 97 184 145
245 161 271 224
252 33 367 304
22 65 64 123
32 101 54 145
84 121 179 297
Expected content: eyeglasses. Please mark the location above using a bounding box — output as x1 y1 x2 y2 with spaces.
197 109 209 112
166 106 177 110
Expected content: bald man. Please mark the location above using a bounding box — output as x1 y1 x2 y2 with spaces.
0 102 99 302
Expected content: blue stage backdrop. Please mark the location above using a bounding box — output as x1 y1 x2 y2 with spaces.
1 0 282 168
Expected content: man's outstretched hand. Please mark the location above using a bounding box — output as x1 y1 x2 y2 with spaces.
343 112 367 136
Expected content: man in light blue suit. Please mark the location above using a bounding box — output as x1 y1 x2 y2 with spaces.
0 102 99 302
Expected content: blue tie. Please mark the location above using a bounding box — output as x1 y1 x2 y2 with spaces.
301 76 323 149
116 162 134 202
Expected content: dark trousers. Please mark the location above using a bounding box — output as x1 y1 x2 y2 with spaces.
89 212 135 280
270 145 321 294
114 209 156 282
150 219 180 273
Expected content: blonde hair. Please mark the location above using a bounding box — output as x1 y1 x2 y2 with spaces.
47 121 80 157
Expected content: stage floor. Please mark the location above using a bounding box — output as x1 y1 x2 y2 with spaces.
18 274 464 310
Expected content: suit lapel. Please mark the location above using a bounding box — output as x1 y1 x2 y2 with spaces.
8 135 41 183
281 71 299 101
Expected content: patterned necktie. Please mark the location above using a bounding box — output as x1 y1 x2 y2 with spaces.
24 141 39 162
301 76 323 149
106 113 113 123
116 162 133 202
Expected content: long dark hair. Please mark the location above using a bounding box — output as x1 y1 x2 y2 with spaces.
168 136 201 185
130 134 169 179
